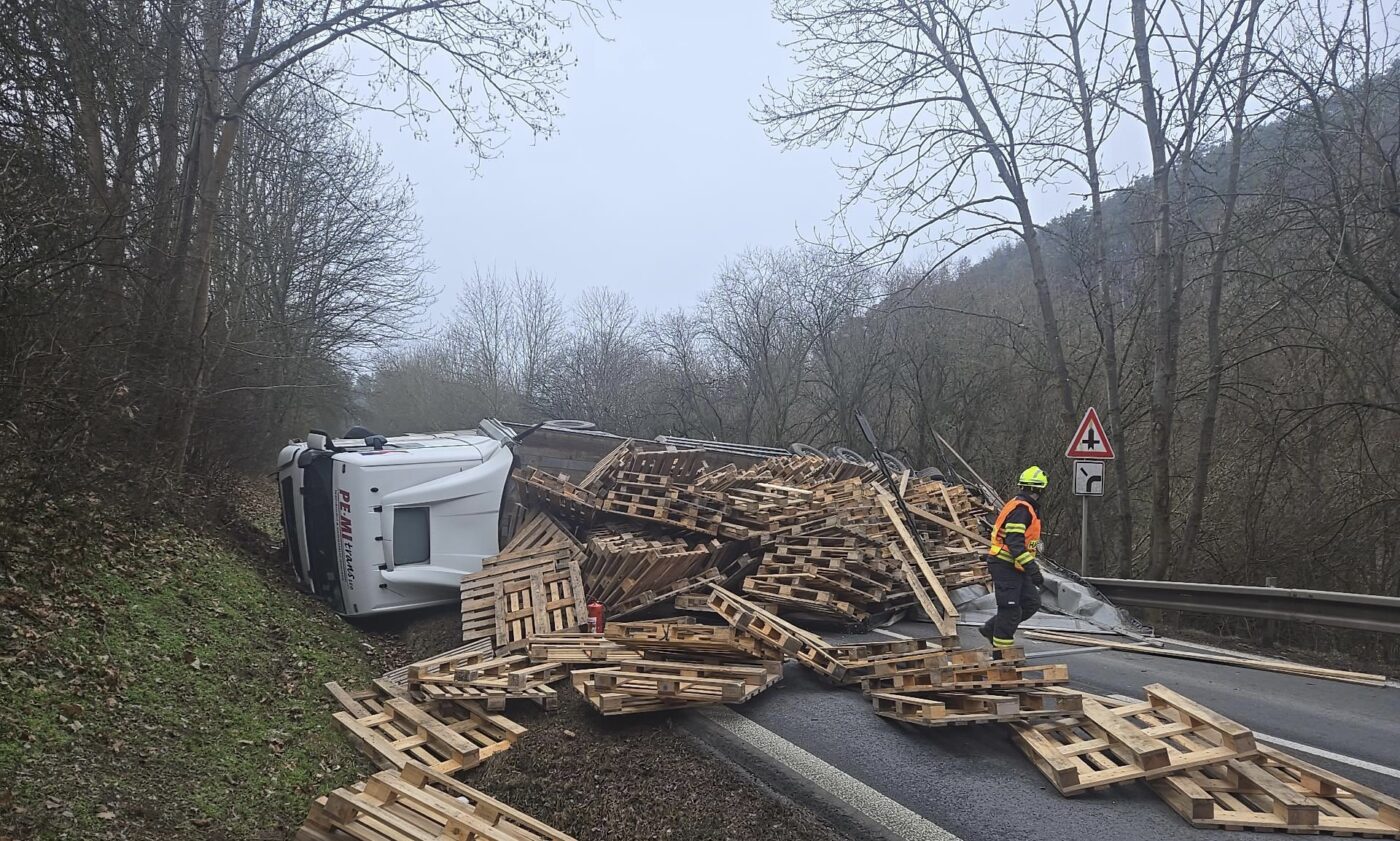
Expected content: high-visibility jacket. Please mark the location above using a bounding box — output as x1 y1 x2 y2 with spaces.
988 493 1041 569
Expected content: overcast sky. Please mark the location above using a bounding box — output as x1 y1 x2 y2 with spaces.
359 3 855 322
357 3 1150 326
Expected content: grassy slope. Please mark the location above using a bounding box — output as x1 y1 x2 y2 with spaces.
0 484 379 839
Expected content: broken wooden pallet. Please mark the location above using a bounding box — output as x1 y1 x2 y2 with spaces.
1151 744 1400 837
1012 684 1256 795
872 687 1083 728
298 761 576 841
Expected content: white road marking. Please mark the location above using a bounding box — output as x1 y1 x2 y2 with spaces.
697 706 964 841
872 627 912 640
1105 694 1400 781
1252 734 1400 781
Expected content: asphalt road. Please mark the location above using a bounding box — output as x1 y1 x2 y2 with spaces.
721 623 1400 841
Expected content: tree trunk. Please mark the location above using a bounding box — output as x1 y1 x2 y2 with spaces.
168 0 266 472
1132 0 1179 581
1064 7 1134 576
1179 0 1262 577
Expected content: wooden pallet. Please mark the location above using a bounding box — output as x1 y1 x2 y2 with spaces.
582 529 715 607
571 668 711 715
706 587 848 682
826 637 951 662
399 652 568 711
459 545 587 645
1152 745 1400 837
380 639 495 690
415 680 559 712
589 658 783 705
612 568 725 618
331 694 523 775
524 632 643 665
872 687 1083 727
1012 684 1256 795
604 617 777 661
493 563 587 647
298 761 576 841
863 661 1067 694
516 467 602 523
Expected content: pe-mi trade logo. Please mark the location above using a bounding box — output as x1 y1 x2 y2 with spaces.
337 489 355 588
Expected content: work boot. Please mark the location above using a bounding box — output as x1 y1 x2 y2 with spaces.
978 623 996 648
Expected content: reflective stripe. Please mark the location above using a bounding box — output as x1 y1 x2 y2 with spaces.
1014 551 1035 563
992 637 1016 647
1001 523 1028 534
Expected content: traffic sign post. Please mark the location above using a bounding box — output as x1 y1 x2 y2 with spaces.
1065 408 1115 575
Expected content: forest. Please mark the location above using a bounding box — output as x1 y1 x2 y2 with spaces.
2 0 1397 600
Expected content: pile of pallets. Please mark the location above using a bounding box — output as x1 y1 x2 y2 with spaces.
568 616 785 715
498 441 988 634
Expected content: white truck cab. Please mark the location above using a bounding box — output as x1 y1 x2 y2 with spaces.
276 423 519 616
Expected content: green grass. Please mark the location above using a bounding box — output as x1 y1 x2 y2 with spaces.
0 494 379 839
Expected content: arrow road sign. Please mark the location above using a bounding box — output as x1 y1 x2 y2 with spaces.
1074 460 1105 496
1065 407 1115 459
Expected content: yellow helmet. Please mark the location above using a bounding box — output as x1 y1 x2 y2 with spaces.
1018 465 1048 489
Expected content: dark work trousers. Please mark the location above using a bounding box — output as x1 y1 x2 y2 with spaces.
981 560 1041 642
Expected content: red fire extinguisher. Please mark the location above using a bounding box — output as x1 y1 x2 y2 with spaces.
587 601 606 634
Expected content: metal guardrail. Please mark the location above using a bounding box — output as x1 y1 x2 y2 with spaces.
1084 578 1400 635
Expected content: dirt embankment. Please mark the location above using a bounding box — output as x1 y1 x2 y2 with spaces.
0 477 850 841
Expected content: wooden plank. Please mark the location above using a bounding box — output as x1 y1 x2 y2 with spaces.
1023 630 1387 686
878 495 957 636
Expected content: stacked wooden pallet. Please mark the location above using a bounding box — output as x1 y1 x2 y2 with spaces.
567 616 786 715
573 658 784 715
581 528 723 617
460 512 588 646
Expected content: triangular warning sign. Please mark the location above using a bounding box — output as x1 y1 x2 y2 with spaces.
1065 407 1115 459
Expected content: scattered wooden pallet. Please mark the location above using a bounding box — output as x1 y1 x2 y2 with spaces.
590 658 783 705
330 693 524 775
604 617 780 661
524 632 643 665
380 639 495 691
298 761 576 841
863 661 1067 694
706 587 847 682
873 687 1084 727
1012 684 1256 796
1151 745 1400 837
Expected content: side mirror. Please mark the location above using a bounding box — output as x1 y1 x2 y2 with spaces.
306 430 330 451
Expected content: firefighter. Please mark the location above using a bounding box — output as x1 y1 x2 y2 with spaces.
979 466 1047 648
